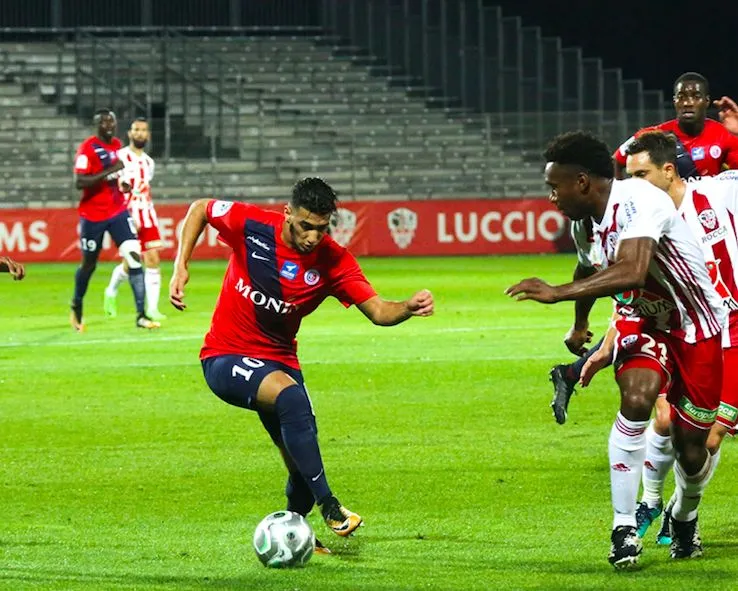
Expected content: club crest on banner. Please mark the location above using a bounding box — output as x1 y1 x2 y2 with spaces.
329 208 357 247
387 207 418 249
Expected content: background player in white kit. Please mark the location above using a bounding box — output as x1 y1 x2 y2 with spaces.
104 118 166 321
622 132 738 543
506 131 725 568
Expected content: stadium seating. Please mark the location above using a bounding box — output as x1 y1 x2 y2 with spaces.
0 35 545 205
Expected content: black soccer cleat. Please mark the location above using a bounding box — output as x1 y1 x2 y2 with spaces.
608 525 642 568
670 516 703 559
550 365 576 425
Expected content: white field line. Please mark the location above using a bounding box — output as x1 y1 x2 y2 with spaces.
0 323 578 350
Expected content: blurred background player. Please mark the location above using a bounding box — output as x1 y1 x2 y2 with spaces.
507 132 725 567
0 255 25 280
549 75 738 423
169 178 434 551
104 117 166 321
614 72 738 179
71 109 159 331
623 133 738 544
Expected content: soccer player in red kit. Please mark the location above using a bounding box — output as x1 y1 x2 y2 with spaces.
71 109 159 331
169 178 434 549
614 72 738 179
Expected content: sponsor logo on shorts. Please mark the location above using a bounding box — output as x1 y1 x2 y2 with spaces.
678 397 718 424
717 402 738 424
620 334 639 349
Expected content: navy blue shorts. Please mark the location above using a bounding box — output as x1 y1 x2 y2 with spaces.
201 354 305 411
79 210 137 256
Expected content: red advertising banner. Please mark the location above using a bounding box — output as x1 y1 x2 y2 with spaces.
0 199 570 262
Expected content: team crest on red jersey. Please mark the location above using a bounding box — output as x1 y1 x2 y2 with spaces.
387 207 418 249
330 208 357 247
698 209 718 231
304 269 320 286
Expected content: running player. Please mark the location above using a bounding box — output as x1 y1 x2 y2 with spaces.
169 178 434 550
507 131 725 567
623 132 738 544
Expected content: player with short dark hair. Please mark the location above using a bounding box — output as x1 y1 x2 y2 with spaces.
71 109 159 331
507 131 725 568
613 72 738 179
169 177 434 551
624 131 738 545
549 76 738 423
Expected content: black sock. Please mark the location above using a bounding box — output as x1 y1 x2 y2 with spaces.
275 384 331 503
286 473 315 516
569 337 606 381
73 265 95 303
128 267 146 315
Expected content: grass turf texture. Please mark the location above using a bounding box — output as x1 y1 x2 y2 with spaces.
1 256 736 591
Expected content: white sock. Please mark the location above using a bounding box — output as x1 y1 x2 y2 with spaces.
641 421 675 508
709 447 722 477
145 267 161 313
672 452 714 522
105 263 128 297
609 412 649 529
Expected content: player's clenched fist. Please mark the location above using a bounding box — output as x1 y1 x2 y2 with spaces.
406 289 434 316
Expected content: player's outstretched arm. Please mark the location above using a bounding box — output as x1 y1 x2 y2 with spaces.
169 199 209 310
506 237 655 304
357 289 434 326
75 159 124 190
0 256 25 280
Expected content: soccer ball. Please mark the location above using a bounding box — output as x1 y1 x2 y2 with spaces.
253 511 315 568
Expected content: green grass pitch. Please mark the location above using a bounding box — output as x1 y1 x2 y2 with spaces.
1 256 736 590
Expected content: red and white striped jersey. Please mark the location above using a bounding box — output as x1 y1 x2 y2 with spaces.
681 171 738 347
593 178 726 343
117 146 158 229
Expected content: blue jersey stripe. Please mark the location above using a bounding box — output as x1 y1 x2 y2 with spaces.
244 219 288 344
